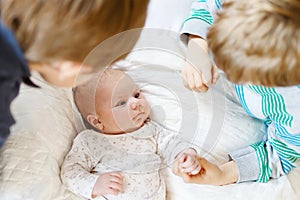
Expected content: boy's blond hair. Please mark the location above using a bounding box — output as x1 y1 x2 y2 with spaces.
207 0 300 86
1 0 148 66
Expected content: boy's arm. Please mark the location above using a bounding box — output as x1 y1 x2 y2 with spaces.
180 0 222 40
192 124 300 184
182 35 219 92
230 86 300 183
180 0 222 92
61 133 99 199
229 123 300 183
177 86 300 184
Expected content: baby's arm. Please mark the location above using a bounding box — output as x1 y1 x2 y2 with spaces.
61 132 123 199
154 122 201 173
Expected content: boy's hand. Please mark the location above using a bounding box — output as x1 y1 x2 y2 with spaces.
92 172 123 198
182 35 219 92
173 156 238 186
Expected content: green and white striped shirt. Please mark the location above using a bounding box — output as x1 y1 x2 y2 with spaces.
233 85 300 182
181 0 300 182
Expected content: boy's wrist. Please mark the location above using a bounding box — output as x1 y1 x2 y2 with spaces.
188 34 208 52
219 161 239 185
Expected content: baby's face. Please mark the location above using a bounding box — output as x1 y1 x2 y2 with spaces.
96 71 150 134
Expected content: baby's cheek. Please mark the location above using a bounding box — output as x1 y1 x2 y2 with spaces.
113 110 130 124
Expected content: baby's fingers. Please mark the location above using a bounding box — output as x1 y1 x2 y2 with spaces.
109 172 123 179
108 181 123 194
180 161 201 174
179 154 195 167
189 164 201 175
109 175 123 184
106 187 121 196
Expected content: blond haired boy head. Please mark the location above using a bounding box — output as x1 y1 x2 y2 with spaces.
207 0 300 86
1 0 148 87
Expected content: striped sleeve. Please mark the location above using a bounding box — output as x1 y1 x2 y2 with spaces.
180 0 223 40
230 85 300 183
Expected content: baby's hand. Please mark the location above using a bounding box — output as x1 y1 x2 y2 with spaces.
182 35 219 92
92 172 123 198
178 153 201 175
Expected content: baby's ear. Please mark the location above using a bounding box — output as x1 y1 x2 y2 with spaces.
87 114 104 131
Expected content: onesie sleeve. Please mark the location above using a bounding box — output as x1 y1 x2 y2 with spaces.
155 123 200 164
61 132 100 199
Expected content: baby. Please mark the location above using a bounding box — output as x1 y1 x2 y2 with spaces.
61 69 200 200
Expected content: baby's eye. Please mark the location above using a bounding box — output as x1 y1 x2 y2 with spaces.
134 91 141 98
117 100 127 107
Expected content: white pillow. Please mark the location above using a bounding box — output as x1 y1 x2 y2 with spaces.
0 74 82 200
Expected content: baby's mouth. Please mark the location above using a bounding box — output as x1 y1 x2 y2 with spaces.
132 112 144 121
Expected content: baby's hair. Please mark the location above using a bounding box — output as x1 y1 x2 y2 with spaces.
1 0 148 65
73 77 98 122
207 0 300 86
73 68 124 121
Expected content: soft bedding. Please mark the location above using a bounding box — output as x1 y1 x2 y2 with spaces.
1 57 300 200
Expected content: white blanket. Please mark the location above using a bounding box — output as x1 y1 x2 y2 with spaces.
1 63 299 200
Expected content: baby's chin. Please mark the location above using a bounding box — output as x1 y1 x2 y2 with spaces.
123 117 149 133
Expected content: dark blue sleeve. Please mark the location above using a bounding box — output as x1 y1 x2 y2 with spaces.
0 20 30 148
0 80 20 148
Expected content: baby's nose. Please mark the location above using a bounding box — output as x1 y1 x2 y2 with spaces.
130 98 140 110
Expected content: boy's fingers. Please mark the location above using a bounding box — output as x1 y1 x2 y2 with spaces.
197 55 213 85
212 64 220 84
182 68 189 88
187 72 197 91
193 72 207 92
181 173 201 184
193 71 208 92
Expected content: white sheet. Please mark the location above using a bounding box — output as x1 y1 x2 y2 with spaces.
1 64 299 200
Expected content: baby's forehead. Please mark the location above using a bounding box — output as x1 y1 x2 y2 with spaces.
96 69 136 97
